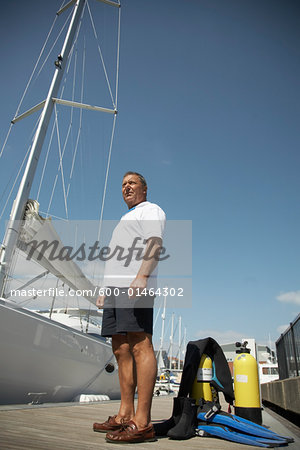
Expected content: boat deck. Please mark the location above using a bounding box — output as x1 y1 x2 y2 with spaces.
0 396 299 449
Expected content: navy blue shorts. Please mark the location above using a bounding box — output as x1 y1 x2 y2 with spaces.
101 288 154 337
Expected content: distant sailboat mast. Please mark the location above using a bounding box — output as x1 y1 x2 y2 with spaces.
157 295 167 372
177 315 181 370
169 312 174 370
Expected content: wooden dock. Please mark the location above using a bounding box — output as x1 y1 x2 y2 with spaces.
0 396 299 449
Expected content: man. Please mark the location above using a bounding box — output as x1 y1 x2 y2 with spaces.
94 171 166 444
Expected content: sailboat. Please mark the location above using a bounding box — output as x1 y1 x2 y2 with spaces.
0 0 121 405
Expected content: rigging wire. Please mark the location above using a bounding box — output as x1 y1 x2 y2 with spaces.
96 113 117 245
115 4 121 109
45 75 78 217
67 38 85 198
153 301 163 330
38 211 69 221
40 20 82 215
67 44 79 179
44 0 121 255
96 7 121 237
39 8 85 216
36 120 57 204
34 9 73 82
0 113 42 218
92 4 121 285
0 139 35 222
0 0 70 218
49 278 60 318
3 1 121 309
0 124 13 160
37 52 75 206
65 50 78 199
86 0 115 109
53 104 69 219
0 1 67 159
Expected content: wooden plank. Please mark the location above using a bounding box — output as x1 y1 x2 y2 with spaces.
0 397 299 449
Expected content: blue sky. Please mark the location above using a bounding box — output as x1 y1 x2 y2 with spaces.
0 0 299 353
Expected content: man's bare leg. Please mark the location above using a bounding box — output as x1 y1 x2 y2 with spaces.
112 334 136 422
127 332 157 429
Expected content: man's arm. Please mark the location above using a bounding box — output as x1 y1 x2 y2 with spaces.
129 236 163 298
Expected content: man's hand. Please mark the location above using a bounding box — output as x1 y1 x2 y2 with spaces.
96 295 106 308
129 275 148 299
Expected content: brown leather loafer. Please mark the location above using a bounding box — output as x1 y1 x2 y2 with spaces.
93 415 123 433
106 420 156 443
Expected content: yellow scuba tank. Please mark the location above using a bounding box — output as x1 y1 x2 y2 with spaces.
191 354 213 405
233 341 262 424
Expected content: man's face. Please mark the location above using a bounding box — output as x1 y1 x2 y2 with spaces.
122 174 147 209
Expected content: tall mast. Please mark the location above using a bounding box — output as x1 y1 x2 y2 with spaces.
177 315 181 370
157 295 167 371
169 312 174 370
0 0 86 296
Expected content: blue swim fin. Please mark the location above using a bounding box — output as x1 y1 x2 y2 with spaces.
197 404 293 443
197 423 283 448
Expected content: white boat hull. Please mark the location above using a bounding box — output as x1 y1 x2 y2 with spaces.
154 380 180 396
0 299 120 405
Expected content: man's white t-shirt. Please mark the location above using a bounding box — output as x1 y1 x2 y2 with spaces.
103 201 166 289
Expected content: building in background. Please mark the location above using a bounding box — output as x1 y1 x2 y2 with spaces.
221 339 279 384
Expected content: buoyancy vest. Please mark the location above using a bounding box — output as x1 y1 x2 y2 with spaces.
178 337 234 404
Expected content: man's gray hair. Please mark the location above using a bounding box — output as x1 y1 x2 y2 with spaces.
123 171 147 187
